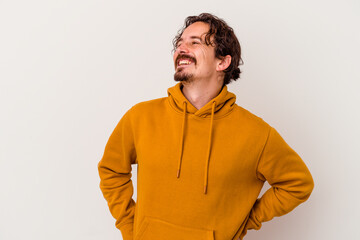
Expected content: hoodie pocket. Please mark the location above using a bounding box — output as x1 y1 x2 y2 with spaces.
135 216 214 240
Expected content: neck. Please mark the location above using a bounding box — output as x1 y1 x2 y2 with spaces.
180 80 224 110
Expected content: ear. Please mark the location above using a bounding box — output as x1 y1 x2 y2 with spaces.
216 55 232 71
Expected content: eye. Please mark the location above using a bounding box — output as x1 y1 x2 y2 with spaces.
192 41 199 45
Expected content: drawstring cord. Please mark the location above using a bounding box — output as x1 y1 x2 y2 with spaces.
204 101 216 194
177 101 187 178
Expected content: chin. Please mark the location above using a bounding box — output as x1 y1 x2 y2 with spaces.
174 71 194 83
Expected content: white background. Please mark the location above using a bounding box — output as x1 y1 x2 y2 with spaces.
1 0 359 239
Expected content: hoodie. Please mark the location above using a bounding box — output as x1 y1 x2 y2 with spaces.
98 82 314 240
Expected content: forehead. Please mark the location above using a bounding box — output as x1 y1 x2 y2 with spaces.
180 22 210 39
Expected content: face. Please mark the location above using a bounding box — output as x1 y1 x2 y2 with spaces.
173 22 221 83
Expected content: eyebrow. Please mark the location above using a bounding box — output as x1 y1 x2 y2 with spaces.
177 36 202 43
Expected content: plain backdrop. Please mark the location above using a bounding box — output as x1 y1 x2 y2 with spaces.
1 0 359 239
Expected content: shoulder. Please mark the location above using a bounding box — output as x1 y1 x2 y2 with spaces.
232 104 272 133
126 97 168 117
233 104 269 125
134 97 168 108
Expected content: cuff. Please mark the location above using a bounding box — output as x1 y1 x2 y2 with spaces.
245 215 262 230
119 222 134 240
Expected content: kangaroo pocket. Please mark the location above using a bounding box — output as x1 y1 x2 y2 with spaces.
135 216 215 240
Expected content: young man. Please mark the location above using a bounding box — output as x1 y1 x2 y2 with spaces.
98 13 314 240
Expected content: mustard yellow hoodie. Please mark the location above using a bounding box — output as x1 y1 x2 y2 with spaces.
98 82 314 240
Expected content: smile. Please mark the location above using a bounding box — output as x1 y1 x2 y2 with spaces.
178 59 193 65
176 58 196 68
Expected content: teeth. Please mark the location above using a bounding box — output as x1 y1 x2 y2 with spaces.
179 59 192 65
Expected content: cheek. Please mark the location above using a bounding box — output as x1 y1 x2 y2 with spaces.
192 49 205 66
199 49 214 63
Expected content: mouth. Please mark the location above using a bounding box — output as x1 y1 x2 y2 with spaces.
176 55 196 68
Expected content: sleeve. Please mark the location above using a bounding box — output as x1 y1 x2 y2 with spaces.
244 126 314 232
98 108 137 240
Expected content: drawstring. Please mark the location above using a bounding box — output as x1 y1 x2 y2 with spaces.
204 101 216 194
176 100 216 195
177 101 187 178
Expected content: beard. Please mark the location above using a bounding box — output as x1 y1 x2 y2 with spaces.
174 68 194 83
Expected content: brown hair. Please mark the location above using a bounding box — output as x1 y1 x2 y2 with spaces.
173 13 243 85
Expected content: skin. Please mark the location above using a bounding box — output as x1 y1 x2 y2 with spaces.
173 22 231 110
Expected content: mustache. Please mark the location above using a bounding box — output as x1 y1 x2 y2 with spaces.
176 54 197 66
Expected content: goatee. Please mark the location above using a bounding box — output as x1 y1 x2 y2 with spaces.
174 69 194 83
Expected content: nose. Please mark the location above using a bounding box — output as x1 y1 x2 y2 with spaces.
176 43 189 54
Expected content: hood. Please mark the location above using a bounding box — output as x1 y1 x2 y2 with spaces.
167 82 236 195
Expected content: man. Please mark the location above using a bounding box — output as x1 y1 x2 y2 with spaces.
98 13 314 240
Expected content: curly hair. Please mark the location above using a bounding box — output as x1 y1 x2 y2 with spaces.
173 13 243 85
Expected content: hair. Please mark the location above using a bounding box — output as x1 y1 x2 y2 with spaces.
172 13 243 85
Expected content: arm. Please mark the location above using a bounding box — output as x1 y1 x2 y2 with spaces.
98 109 137 240
245 127 314 232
